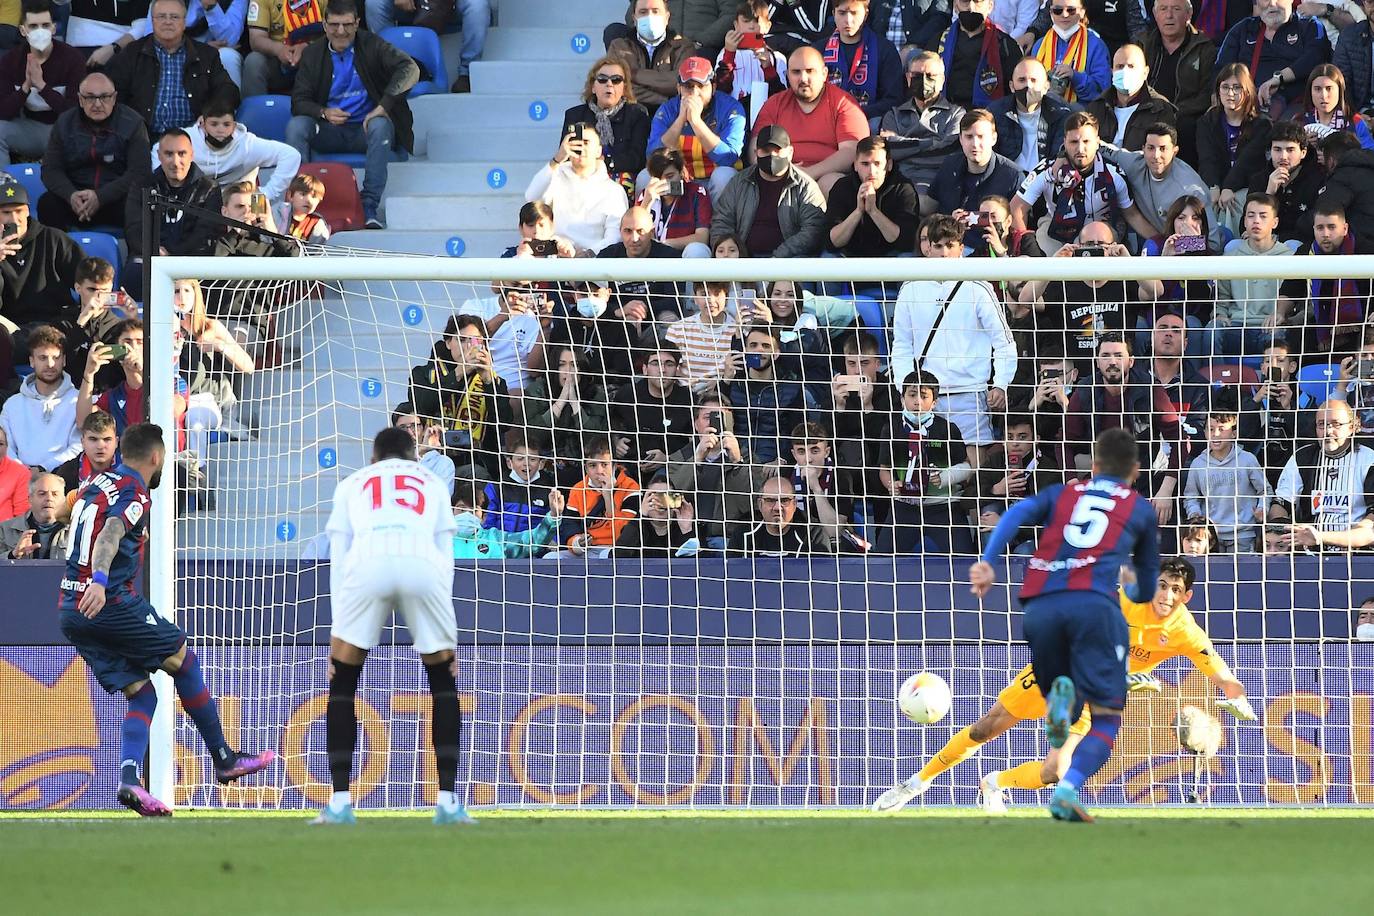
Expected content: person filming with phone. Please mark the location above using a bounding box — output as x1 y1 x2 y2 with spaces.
0 175 83 342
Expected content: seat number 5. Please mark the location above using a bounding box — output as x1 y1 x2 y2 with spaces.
1064 494 1114 548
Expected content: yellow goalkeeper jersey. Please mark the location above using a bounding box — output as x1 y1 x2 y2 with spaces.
1119 590 1231 681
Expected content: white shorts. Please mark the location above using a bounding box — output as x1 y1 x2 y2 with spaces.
330 555 456 655
938 390 995 446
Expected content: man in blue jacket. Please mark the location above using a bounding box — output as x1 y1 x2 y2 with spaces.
1216 0 1329 116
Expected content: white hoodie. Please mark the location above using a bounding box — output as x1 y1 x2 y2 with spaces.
156 123 303 204
891 278 1018 396
0 374 81 470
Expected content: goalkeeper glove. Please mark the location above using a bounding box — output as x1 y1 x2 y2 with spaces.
1127 672 1163 693
1217 696 1258 721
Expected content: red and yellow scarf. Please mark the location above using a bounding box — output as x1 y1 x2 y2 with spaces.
1035 27 1088 102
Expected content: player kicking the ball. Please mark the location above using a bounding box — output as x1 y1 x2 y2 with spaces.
59 424 275 816
873 556 1257 814
312 427 474 826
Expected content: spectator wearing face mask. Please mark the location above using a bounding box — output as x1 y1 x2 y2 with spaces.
987 57 1079 174
0 0 87 168
1355 598 1374 641
608 0 694 112
451 478 564 560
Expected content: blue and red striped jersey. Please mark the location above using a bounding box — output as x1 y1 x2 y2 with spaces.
981 476 1160 603
59 465 150 609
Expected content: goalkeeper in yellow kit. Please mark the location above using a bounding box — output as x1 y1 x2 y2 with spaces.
873 557 1258 813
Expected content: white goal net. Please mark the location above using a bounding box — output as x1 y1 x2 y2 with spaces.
149 252 1374 810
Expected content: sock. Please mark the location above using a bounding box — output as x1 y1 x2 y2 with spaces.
120 682 158 785
997 760 1050 790
437 790 457 809
1061 713 1122 791
327 659 364 793
330 790 352 811
172 649 231 764
424 660 461 799
916 726 984 783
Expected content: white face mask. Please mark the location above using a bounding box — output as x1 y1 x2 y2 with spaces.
1112 68 1144 97
1357 623 1374 641
576 296 607 319
1052 23 1079 40
26 27 52 54
637 14 667 43
454 511 482 539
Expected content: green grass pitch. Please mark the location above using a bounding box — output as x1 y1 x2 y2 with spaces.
1 808 1369 914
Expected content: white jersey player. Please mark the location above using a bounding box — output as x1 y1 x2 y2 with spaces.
312 427 474 826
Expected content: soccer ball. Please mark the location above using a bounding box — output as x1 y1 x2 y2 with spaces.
897 672 952 724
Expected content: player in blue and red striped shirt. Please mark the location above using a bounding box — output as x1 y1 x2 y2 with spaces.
970 427 1159 822
58 423 275 816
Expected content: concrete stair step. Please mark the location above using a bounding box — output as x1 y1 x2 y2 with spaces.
469 60 594 95
328 228 516 258
411 94 579 152
422 126 558 162
482 26 611 61
495 0 625 30
385 159 548 195
385 192 524 230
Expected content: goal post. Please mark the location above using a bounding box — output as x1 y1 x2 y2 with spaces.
143 252 1374 810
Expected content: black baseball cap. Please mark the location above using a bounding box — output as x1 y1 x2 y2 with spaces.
754 125 791 150
0 178 28 206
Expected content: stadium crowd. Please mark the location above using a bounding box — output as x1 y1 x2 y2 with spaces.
4 0 1374 560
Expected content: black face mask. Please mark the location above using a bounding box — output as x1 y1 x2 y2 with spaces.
958 10 985 32
204 132 234 150
1013 85 1044 110
909 73 938 101
757 154 789 177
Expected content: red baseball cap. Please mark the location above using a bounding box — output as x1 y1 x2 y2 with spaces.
678 56 714 84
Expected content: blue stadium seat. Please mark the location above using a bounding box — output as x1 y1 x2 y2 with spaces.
69 230 122 287
1297 362 1341 405
236 94 293 142
846 294 889 362
2 162 43 216
379 26 448 97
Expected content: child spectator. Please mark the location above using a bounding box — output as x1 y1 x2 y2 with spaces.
484 280 551 393
274 174 331 244
558 437 641 558
666 279 738 393
1206 193 1302 358
1181 520 1221 557
1241 339 1317 488
1183 410 1270 553
453 479 564 560
72 258 134 355
877 371 974 554
481 431 555 536
640 147 712 257
55 409 118 497
830 330 892 519
714 1 785 109
617 473 701 557
788 419 860 554
76 318 144 433
969 413 1061 547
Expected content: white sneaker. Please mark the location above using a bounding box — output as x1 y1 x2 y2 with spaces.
871 776 931 813
979 771 1008 815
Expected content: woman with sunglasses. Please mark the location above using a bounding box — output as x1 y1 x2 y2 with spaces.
1290 63 1374 150
1028 1 1110 103
1196 63 1272 234
561 56 651 193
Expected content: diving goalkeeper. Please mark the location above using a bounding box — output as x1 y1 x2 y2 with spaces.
873 556 1256 813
